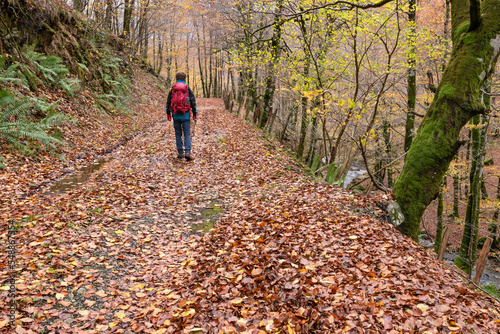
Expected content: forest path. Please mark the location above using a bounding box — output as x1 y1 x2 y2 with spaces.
1 99 499 333
0 98 316 332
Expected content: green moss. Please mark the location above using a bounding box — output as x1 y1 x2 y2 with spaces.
201 203 223 216
437 84 457 101
191 220 214 234
461 32 481 45
191 202 223 234
454 255 471 275
42 23 56 34
482 284 500 299
453 22 469 41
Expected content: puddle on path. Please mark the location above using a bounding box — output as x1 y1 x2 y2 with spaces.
191 202 223 234
46 158 111 194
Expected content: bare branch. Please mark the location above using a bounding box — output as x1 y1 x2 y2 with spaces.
359 137 389 193
282 0 395 18
250 0 395 37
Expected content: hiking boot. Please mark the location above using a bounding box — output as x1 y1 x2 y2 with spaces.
185 153 194 161
177 152 184 159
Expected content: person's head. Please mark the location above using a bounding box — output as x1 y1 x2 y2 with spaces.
175 72 187 81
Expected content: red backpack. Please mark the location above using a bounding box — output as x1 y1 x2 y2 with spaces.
170 82 191 116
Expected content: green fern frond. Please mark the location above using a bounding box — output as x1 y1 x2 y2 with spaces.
1 97 32 122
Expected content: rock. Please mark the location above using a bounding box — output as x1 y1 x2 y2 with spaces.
387 201 404 227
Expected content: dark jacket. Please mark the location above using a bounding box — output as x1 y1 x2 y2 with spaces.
166 80 197 121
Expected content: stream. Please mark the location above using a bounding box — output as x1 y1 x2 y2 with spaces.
420 236 500 288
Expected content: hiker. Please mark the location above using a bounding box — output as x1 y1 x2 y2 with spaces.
166 72 197 161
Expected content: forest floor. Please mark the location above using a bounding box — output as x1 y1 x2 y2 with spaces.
1 97 500 333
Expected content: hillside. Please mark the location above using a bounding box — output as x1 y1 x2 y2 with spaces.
0 1 500 333
0 99 499 333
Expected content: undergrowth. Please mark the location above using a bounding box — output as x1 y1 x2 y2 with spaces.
0 38 133 162
0 49 77 163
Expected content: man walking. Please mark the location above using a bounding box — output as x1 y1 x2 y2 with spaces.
166 72 197 161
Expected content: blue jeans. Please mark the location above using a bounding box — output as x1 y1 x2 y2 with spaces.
173 119 191 154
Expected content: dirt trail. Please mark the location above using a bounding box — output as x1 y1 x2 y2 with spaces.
0 98 307 332
1 99 499 333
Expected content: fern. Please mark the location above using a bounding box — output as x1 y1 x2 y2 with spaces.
0 90 66 156
19 45 80 94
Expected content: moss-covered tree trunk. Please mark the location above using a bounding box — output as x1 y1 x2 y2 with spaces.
491 177 500 244
394 0 500 241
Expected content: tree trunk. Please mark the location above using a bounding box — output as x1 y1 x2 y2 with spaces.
296 13 311 160
403 0 416 156
123 0 134 40
464 130 471 198
454 115 489 274
394 0 500 241
383 119 393 188
157 34 164 75
73 0 88 12
453 170 460 218
262 0 284 130
195 21 206 97
434 179 445 254
137 0 149 60
297 94 309 160
306 100 320 166
186 32 190 85
105 0 112 29
491 177 500 244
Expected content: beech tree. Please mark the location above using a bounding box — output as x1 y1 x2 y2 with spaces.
394 0 500 240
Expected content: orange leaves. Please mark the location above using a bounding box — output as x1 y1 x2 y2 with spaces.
3 99 500 334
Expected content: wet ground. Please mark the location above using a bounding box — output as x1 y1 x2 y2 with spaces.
420 235 500 288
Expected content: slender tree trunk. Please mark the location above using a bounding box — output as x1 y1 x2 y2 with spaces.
491 177 500 244
209 32 214 97
213 53 218 97
481 179 489 200
465 130 471 198
203 23 210 97
453 169 460 218
297 94 309 160
434 179 445 253
262 0 284 130
152 32 157 72
123 0 134 40
229 66 236 96
454 115 489 274
296 13 310 160
186 32 190 84
157 34 164 75
394 0 500 241
74 0 88 12
195 22 206 97
383 119 393 188
306 100 320 166
105 0 113 29
403 0 417 156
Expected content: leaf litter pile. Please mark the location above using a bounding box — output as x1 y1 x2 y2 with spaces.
1 99 499 333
